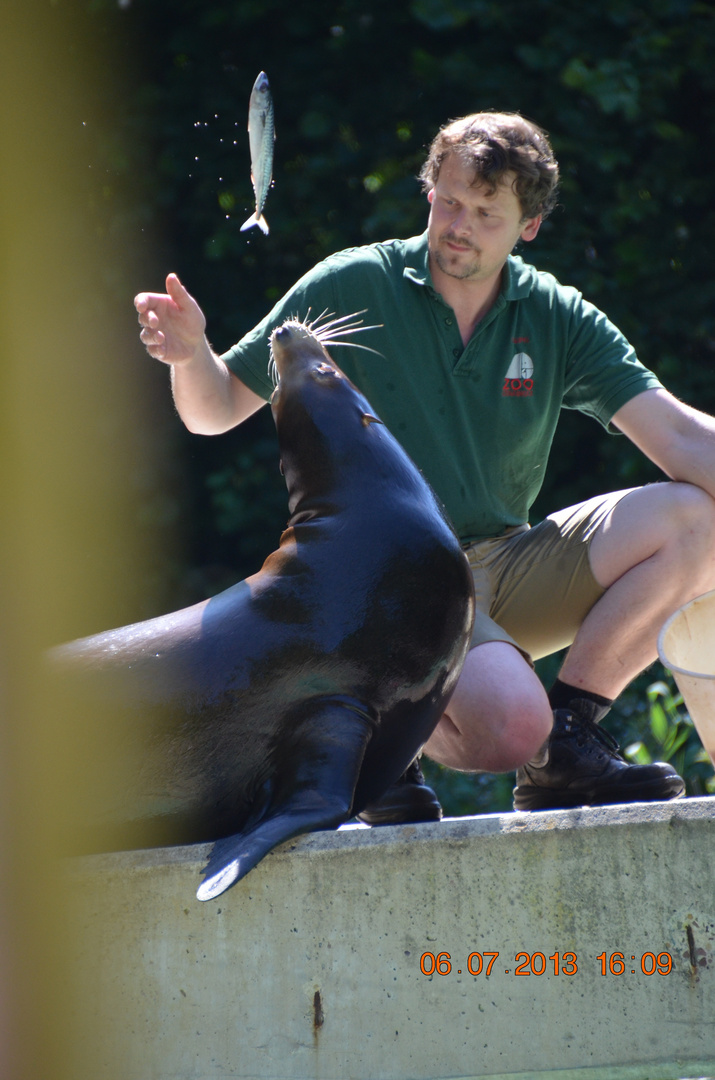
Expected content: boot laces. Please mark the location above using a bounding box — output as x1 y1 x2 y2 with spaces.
568 711 622 757
402 757 426 785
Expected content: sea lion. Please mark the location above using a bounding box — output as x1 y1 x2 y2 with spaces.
53 316 475 901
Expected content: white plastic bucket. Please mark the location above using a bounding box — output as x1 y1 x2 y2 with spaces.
658 589 715 768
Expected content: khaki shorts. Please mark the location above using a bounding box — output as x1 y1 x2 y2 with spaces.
464 489 636 663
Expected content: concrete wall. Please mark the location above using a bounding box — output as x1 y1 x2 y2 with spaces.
67 798 715 1080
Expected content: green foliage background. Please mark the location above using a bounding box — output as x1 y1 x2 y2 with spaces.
68 0 715 807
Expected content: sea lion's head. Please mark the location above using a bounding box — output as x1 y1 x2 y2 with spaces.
269 319 343 397
268 316 384 514
269 316 384 438
269 312 381 392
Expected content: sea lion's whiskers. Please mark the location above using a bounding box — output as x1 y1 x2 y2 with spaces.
308 310 384 357
308 308 364 332
309 309 382 339
317 335 384 356
268 310 384 384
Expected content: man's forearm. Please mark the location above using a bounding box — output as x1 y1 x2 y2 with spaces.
614 388 715 501
170 339 265 434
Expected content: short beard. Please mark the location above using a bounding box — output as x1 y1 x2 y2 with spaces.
431 240 482 280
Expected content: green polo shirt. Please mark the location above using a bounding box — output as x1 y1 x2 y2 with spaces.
222 232 662 544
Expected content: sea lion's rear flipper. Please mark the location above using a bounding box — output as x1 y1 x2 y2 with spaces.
197 699 374 901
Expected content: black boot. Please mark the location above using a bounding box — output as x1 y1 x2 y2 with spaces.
357 757 443 825
513 703 685 811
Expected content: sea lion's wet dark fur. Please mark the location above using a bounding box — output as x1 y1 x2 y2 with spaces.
54 320 475 900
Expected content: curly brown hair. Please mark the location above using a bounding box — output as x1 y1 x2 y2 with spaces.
419 112 560 221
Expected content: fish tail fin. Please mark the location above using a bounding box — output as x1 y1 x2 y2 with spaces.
240 211 270 235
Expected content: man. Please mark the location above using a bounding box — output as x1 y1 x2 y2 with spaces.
135 112 715 823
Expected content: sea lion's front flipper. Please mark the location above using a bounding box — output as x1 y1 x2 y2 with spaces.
197 699 374 901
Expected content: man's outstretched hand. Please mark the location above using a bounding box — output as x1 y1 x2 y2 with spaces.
134 274 207 365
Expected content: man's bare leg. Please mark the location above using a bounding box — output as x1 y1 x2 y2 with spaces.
361 481 715 822
424 642 551 772
512 481 715 809
357 642 550 824
559 482 715 696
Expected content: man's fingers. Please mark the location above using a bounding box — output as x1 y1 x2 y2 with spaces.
139 327 165 347
136 308 159 332
135 276 195 325
134 291 169 316
135 274 202 365
134 291 153 313
165 273 188 305
139 327 166 359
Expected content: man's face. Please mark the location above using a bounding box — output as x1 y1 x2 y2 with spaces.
427 153 541 283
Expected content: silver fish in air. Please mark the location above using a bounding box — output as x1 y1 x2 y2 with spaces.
240 71 274 235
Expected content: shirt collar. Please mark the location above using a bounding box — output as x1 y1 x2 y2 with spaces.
502 254 536 300
402 231 432 287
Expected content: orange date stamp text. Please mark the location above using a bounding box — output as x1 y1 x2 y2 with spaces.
419 950 674 977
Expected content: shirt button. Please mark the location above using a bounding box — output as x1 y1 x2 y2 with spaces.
453 348 460 357
445 317 453 326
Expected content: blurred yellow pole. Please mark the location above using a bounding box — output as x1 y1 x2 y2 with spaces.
0 5 150 1077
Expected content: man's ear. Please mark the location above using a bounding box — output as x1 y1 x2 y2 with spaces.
520 215 542 242
427 189 435 204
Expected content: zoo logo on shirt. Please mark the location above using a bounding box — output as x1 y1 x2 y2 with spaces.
502 350 534 397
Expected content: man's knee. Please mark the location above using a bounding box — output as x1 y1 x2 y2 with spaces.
424 642 552 773
665 481 715 534
471 685 552 771
657 482 715 587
